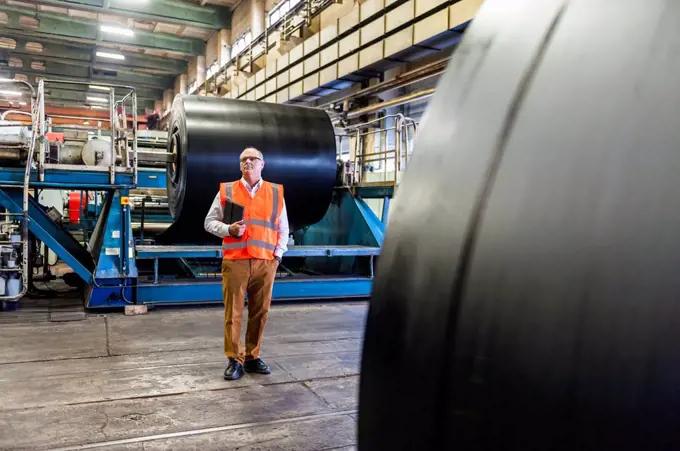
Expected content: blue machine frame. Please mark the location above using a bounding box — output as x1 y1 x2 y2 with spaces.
0 166 388 309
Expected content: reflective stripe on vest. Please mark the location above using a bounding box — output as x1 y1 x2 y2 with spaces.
245 218 277 230
222 239 276 251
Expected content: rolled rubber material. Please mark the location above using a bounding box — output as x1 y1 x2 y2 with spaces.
359 0 680 450
160 95 337 244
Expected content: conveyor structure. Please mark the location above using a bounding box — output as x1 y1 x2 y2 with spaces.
0 79 392 309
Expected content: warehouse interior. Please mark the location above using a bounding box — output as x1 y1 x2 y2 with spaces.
0 0 479 449
4 1 675 450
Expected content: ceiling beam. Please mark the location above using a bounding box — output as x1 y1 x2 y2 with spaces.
34 0 231 29
43 89 156 110
0 65 172 92
4 54 173 89
2 33 189 74
0 5 206 55
45 86 160 102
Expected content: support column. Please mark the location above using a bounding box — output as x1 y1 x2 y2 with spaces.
175 74 188 96
251 0 266 39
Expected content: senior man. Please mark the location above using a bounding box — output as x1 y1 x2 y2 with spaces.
204 147 289 380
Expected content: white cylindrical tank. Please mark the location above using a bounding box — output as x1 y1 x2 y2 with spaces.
82 138 113 166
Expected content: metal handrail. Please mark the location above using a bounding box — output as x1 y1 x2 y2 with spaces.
344 114 418 187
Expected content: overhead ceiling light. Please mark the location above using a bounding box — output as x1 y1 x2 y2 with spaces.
87 96 109 103
96 51 125 60
0 90 21 96
18 102 27 106
100 24 134 37
91 105 107 110
89 85 111 91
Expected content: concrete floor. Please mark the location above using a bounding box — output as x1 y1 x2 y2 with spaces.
0 300 366 450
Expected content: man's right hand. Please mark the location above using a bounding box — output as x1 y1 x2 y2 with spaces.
228 220 246 238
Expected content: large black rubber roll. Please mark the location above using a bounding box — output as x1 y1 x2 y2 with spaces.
359 0 680 450
160 95 337 244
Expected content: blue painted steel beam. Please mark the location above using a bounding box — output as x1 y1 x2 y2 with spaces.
135 245 381 259
0 187 95 283
0 167 134 190
133 277 374 306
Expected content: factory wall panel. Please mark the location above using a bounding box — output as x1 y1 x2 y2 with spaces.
338 7 360 34
338 54 359 78
266 60 277 78
277 53 290 71
245 90 256 101
247 76 256 91
319 64 338 85
277 70 290 87
359 41 383 67
386 1 415 31
304 53 320 73
360 0 384 21
361 18 385 45
414 9 448 44
384 26 413 56
289 62 304 82
266 78 277 95
304 73 319 92
304 33 321 55
256 84 266 99
289 43 304 63
450 0 484 26
276 87 289 103
255 69 266 85
320 24 338 46
415 0 446 16
320 0 356 30
289 81 304 98
339 31 360 57
320 43 339 67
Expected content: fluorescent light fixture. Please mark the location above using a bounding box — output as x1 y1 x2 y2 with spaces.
91 105 107 110
87 96 109 103
89 85 111 91
0 90 21 96
18 102 27 106
100 24 134 37
96 51 125 60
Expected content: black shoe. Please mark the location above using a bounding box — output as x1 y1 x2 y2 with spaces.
244 358 271 375
224 359 244 380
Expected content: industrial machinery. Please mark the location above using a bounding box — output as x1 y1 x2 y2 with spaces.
0 78 398 309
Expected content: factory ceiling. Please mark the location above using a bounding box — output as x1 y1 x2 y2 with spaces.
0 0 233 112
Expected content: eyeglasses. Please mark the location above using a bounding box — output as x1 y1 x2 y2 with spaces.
240 156 261 163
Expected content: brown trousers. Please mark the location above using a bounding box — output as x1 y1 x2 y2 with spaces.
222 258 278 363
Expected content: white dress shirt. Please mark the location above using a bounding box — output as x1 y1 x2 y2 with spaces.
204 178 289 258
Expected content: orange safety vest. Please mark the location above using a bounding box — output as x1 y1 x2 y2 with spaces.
219 180 284 260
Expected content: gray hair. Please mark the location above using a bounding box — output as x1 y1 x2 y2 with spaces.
242 147 264 160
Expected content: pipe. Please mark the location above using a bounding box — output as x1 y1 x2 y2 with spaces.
343 58 448 104
47 114 111 122
345 89 436 120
